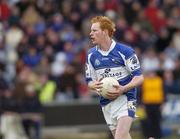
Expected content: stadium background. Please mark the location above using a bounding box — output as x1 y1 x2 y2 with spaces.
0 0 180 139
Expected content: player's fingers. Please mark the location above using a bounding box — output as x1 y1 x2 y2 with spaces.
96 86 103 90
96 82 103 88
108 92 119 97
113 85 119 89
96 89 102 95
96 82 103 85
106 92 119 98
97 78 103 82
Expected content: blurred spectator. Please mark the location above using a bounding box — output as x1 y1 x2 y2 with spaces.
104 0 119 11
22 84 43 139
14 66 31 102
51 52 67 77
34 56 50 75
46 28 63 52
168 7 180 29
136 10 154 33
0 0 11 21
8 5 21 26
21 5 40 27
0 86 28 139
159 52 175 71
141 71 165 138
34 17 46 35
155 28 171 52
0 76 7 96
15 0 30 16
37 74 56 104
22 47 42 67
78 1 91 20
94 0 105 15
35 35 46 53
172 28 180 52
173 55 180 93
141 48 160 72
60 0 73 21
122 0 141 25
49 13 64 32
145 0 167 33
5 24 23 49
56 64 79 102
163 70 176 94
164 43 179 61
63 41 75 64
59 25 75 42
136 30 155 52
114 17 128 42
162 0 176 16
0 44 6 68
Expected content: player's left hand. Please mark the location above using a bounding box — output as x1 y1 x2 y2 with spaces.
106 84 125 100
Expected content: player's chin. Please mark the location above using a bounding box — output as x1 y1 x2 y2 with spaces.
91 41 97 45
91 38 97 44
91 41 96 45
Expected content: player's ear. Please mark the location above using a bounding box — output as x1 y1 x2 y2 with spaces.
103 29 109 36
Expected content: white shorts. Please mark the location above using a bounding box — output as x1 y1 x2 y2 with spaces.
102 95 136 130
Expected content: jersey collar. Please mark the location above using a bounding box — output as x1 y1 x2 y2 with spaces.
97 39 116 56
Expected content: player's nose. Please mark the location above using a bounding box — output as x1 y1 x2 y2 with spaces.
89 33 93 39
89 31 93 36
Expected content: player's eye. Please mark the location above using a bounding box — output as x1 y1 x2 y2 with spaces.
92 29 98 32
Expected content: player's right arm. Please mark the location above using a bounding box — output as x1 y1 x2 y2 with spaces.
88 80 103 93
85 52 102 93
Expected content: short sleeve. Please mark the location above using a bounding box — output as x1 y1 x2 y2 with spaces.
126 54 142 77
85 53 97 83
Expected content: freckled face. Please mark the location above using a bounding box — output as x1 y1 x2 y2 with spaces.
89 22 103 45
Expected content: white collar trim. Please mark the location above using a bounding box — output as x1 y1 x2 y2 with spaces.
97 39 116 56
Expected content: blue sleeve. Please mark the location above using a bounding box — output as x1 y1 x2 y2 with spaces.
85 48 97 83
122 46 142 77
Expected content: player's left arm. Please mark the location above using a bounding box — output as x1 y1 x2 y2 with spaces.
121 74 144 93
85 54 103 94
108 53 144 99
121 54 144 92
108 75 143 100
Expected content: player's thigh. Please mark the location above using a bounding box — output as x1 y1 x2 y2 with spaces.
115 116 133 139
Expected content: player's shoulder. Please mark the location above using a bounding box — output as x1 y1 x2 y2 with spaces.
116 42 134 52
88 46 97 54
115 42 135 58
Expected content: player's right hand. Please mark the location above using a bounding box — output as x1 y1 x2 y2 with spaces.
88 80 103 95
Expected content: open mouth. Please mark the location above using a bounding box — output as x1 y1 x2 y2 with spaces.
90 36 95 42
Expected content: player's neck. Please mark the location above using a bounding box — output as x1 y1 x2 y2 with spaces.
99 38 112 51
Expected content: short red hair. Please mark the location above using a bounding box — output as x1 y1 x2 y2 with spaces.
91 16 116 38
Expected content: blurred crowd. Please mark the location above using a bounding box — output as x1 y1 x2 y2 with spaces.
0 0 179 138
0 0 179 104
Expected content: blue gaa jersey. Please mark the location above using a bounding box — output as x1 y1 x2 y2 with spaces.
85 40 142 106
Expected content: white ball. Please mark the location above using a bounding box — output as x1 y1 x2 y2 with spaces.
100 77 119 99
